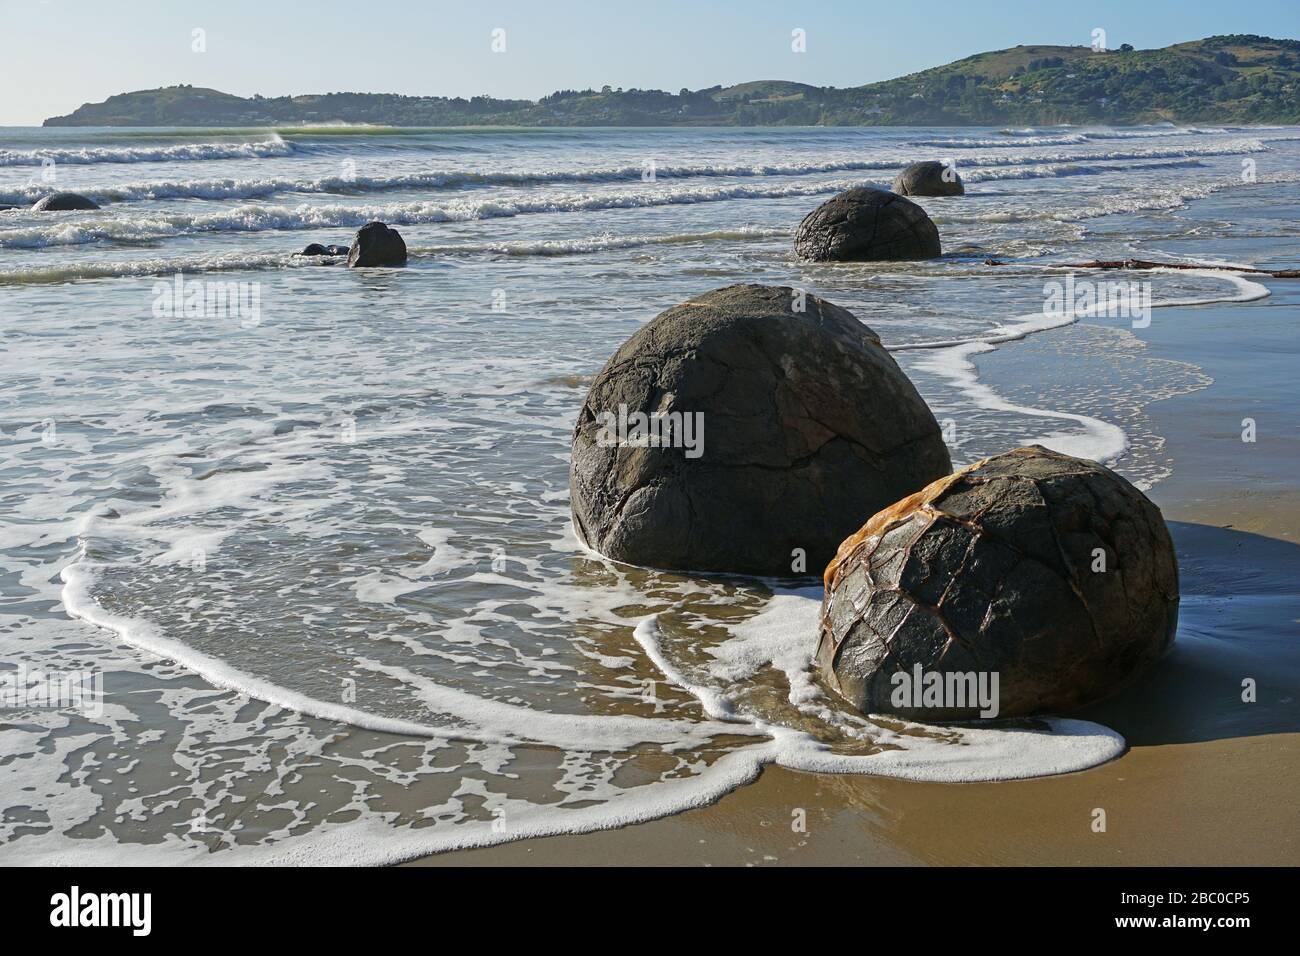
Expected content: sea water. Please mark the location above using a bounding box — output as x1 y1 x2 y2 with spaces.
0 124 1295 863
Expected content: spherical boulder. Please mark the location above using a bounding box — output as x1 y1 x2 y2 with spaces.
570 284 952 576
794 187 940 262
892 161 964 197
347 221 407 267
816 446 1179 719
31 192 100 211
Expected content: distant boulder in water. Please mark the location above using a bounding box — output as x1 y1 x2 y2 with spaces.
892 161 964 197
31 192 100 211
794 187 940 262
299 243 350 257
347 221 407 267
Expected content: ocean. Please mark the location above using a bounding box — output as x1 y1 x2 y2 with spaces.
1 123 1297 864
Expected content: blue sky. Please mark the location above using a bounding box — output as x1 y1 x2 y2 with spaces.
2 0 1298 125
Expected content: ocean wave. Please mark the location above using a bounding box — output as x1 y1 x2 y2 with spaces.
2 163 864 206
935 170 1300 226
0 141 1268 208
419 226 789 257
962 158 1205 182
917 128 1231 149
1085 126 1228 138
0 180 866 248
905 139 1263 161
0 227 788 283
0 154 1282 249
0 138 296 167
915 134 1092 148
0 250 303 284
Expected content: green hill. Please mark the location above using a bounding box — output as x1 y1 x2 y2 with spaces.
43 34 1300 127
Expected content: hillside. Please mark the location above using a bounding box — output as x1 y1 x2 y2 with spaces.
43 34 1300 127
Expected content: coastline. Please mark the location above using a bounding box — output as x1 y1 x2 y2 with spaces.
409 277 1300 867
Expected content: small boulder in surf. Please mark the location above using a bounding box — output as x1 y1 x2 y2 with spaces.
794 187 940 262
816 445 1179 720
31 192 100 211
569 284 952 576
892 161 964 197
347 221 407 267
300 243 350 257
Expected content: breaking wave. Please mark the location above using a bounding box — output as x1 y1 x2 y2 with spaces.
0 138 297 167
0 141 1266 207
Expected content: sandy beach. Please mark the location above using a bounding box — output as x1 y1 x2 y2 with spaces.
413 268 1300 867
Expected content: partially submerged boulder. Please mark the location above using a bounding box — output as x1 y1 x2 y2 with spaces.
31 192 100 211
347 221 407 267
794 187 940 262
570 284 951 576
300 242 350 257
892 161 964 197
816 446 1179 719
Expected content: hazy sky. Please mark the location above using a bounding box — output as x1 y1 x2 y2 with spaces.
3 0 1298 125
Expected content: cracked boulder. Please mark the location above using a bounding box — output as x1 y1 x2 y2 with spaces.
816 446 1179 719
892 161 964 197
794 187 940 262
569 284 951 575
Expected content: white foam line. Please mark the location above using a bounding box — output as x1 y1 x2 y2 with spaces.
7 745 775 867
632 617 739 721
917 340 1128 463
770 717 1125 781
890 268 1271 465
16 592 1126 866
59 549 743 751
631 609 1125 784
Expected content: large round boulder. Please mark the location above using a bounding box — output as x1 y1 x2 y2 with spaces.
892 161 964 197
347 221 407 267
570 284 952 576
794 187 940 262
31 192 100 211
816 446 1179 719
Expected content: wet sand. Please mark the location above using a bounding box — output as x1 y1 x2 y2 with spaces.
412 275 1300 867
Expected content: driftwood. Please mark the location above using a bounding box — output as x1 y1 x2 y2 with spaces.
982 257 1300 278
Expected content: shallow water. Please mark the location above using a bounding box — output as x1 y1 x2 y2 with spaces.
1 124 1297 864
